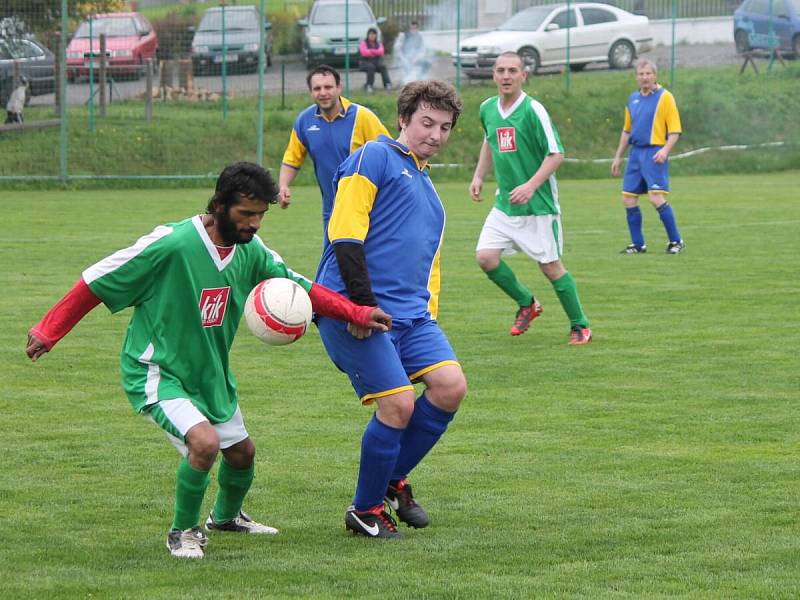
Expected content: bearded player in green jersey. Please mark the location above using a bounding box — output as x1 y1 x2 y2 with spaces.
469 52 591 345
26 162 391 559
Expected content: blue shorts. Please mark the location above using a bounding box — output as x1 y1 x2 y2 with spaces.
623 145 670 195
317 316 459 405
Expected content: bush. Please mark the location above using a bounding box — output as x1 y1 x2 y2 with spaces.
380 19 401 55
270 9 304 55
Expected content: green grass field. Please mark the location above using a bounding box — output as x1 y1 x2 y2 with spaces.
2 172 798 598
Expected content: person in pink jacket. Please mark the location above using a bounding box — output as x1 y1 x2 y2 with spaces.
359 27 392 93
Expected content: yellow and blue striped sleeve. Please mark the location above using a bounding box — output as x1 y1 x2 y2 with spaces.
327 173 378 242
281 128 307 169
623 106 632 133
351 107 390 152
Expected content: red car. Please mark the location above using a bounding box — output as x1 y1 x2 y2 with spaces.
67 12 158 80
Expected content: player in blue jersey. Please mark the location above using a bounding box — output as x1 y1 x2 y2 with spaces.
611 58 685 254
25 162 392 558
316 80 467 539
279 65 389 238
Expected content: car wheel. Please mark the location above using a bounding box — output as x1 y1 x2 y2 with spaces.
608 40 635 69
569 62 587 72
518 46 540 74
735 29 750 54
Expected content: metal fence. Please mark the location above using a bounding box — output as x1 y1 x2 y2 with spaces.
1 0 789 184
513 0 742 18
369 0 479 29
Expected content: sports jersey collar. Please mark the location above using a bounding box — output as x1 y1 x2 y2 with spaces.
639 84 661 97
496 91 527 120
314 96 352 122
380 134 430 171
192 215 237 272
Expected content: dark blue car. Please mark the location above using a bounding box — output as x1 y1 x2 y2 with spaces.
734 0 800 56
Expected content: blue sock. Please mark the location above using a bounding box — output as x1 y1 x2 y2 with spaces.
391 394 456 481
625 206 645 247
657 202 682 242
353 414 404 511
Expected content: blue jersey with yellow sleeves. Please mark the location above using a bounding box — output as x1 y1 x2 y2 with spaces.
281 97 389 225
315 135 446 320
623 85 682 147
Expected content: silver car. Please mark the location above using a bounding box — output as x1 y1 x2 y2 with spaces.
454 2 652 77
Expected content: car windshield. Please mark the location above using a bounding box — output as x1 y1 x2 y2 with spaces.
198 10 259 32
75 17 137 38
312 4 373 25
498 6 553 31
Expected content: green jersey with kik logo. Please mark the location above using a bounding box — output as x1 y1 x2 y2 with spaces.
82 215 312 423
479 91 564 217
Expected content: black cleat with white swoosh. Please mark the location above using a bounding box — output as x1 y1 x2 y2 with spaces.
345 505 403 539
385 479 430 528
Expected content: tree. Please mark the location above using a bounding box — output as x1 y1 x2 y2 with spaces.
0 0 125 34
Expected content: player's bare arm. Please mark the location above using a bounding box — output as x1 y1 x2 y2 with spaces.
470 140 494 202
653 133 680 164
509 153 564 205
277 164 299 208
611 130 631 177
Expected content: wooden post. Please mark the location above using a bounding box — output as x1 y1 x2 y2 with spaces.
178 59 193 93
99 33 107 116
145 59 153 121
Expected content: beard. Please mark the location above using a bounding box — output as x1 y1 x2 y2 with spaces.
216 207 256 245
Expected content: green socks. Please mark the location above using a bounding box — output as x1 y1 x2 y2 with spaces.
172 458 211 531
551 272 589 328
486 260 534 307
211 460 255 524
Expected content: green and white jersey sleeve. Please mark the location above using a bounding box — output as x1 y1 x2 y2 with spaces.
83 215 312 423
480 92 564 217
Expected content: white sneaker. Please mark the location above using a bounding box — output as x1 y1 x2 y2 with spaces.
205 510 279 534
166 526 207 558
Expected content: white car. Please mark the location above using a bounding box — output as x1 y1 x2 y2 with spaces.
454 2 652 77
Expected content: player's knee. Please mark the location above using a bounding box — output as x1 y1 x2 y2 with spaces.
475 251 498 272
377 392 416 427
427 373 467 412
186 426 220 468
223 437 256 468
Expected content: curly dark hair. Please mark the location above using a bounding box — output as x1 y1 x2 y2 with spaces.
206 162 278 213
396 80 463 130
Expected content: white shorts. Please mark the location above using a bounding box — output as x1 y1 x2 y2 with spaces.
145 399 249 457
476 207 563 263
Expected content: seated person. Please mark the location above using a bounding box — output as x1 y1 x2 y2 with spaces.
359 27 392 92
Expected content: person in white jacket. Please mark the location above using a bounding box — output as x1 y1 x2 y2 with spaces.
5 75 27 124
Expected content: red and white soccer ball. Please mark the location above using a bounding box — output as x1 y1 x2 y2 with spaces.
244 278 312 346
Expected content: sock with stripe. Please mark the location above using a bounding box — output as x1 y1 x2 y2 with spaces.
657 201 682 243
